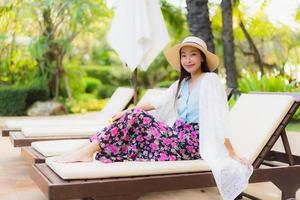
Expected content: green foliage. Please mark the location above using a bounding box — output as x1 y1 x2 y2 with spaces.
0 77 50 116
64 93 108 113
85 66 124 95
293 109 300 122
160 0 187 39
155 80 173 88
23 0 112 96
85 66 113 84
0 86 27 116
85 65 131 87
57 64 87 98
238 73 293 93
83 77 102 94
287 122 300 132
25 76 50 106
98 84 117 99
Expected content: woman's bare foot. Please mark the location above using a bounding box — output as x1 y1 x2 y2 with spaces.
54 141 100 163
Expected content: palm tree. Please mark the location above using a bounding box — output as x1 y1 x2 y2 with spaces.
186 0 215 52
221 0 238 90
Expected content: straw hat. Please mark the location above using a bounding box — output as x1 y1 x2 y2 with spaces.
164 36 219 72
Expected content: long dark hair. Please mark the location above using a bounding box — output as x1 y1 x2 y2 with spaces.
174 49 210 100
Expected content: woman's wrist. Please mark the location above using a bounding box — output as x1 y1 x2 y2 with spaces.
228 151 237 158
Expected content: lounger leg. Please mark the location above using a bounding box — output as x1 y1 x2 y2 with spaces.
281 187 297 200
273 181 298 200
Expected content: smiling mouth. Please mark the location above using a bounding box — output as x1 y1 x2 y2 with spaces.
185 65 194 68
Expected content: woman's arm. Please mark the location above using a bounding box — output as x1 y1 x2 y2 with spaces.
224 138 236 158
111 102 155 122
135 102 155 111
225 138 251 166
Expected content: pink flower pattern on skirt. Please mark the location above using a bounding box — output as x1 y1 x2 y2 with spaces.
90 108 201 163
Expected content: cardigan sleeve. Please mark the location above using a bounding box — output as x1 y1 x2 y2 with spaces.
199 72 252 200
199 72 232 140
150 80 178 110
149 80 179 126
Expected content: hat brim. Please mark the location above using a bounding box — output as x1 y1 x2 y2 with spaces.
164 43 219 72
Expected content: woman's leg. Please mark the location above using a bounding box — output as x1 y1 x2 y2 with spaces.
55 108 180 163
53 108 140 163
54 140 100 163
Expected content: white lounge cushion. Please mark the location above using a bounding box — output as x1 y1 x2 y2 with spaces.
32 139 89 157
230 94 295 163
138 88 167 117
5 87 134 129
46 158 210 179
22 125 105 137
46 93 295 180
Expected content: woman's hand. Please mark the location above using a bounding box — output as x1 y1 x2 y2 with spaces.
111 109 128 122
230 152 252 169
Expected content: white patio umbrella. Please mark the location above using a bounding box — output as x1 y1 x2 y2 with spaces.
108 0 169 104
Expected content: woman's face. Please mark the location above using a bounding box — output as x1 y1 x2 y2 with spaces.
180 46 203 74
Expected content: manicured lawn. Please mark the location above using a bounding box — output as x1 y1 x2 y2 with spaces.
287 122 300 132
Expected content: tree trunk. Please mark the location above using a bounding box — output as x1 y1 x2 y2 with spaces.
186 0 215 53
239 20 265 76
221 0 238 90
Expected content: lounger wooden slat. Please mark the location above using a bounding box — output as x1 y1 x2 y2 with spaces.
1 128 13 136
266 151 300 165
30 92 300 200
21 147 47 164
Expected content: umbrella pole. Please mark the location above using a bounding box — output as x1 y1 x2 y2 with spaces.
133 68 138 105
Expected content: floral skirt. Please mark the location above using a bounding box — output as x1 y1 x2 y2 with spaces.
90 108 201 163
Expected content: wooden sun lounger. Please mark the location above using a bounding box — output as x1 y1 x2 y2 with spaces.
21 88 234 164
30 93 300 200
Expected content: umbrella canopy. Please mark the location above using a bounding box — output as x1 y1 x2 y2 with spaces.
107 0 169 104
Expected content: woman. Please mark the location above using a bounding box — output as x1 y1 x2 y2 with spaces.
55 36 252 199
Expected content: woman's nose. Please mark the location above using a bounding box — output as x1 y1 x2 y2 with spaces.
186 56 192 62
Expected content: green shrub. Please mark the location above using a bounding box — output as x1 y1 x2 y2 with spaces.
26 76 50 106
83 77 102 94
0 86 28 116
85 66 114 85
0 76 50 116
85 65 131 87
293 108 300 122
65 93 108 113
238 74 293 93
98 84 117 98
61 65 87 97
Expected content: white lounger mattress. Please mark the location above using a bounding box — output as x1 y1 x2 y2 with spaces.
46 158 210 179
43 94 295 180
32 139 89 157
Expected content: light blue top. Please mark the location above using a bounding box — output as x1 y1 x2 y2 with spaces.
176 77 201 123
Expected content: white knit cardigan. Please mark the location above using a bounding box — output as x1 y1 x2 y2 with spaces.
150 72 253 200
